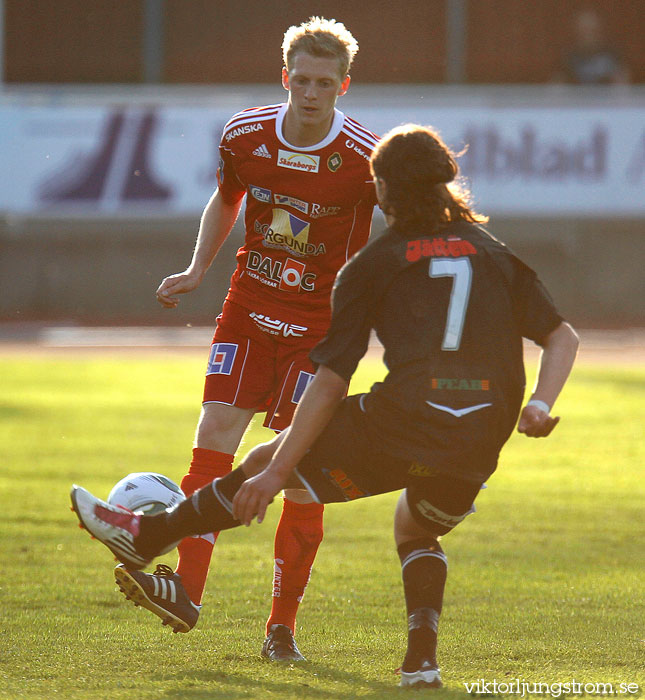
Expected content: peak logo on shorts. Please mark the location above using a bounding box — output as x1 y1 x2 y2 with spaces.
277 149 320 173
255 208 326 257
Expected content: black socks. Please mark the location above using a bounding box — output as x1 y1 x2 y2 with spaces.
135 467 249 558
398 537 447 670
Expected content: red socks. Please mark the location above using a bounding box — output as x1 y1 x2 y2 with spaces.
175 453 325 629
266 498 324 635
175 447 234 605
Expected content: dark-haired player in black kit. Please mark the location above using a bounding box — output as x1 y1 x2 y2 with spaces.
71 124 579 689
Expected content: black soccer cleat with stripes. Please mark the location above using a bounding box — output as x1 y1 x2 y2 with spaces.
114 563 200 633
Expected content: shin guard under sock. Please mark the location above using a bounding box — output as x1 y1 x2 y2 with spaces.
266 498 324 635
175 448 234 604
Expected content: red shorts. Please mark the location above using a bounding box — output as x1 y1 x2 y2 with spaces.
202 300 325 431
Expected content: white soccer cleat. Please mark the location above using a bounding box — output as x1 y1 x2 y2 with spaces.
70 485 151 570
399 662 442 689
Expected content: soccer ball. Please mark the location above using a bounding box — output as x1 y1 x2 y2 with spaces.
108 472 185 516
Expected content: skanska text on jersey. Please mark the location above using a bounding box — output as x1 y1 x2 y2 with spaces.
225 123 263 142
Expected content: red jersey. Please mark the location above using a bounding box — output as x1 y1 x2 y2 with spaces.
217 102 378 335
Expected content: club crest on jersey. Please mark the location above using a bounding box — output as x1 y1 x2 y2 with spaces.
255 208 326 257
327 152 342 172
206 343 237 376
250 185 271 203
277 149 320 173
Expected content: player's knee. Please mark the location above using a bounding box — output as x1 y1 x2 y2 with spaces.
195 403 251 451
394 490 444 544
240 440 277 477
404 485 472 537
283 488 315 504
198 404 234 433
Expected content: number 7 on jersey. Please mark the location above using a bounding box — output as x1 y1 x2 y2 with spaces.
429 257 473 351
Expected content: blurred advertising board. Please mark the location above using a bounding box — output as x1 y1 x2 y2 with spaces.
1 96 643 217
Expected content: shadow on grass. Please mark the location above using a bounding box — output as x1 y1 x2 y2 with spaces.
159 665 470 699
0 401 33 419
0 513 73 527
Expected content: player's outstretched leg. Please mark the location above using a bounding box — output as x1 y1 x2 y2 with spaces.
70 467 249 567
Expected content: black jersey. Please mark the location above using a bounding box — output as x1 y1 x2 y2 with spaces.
310 221 563 482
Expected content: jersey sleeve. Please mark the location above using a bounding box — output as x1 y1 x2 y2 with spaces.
217 144 246 205
309 257 374 382
513 259 563 345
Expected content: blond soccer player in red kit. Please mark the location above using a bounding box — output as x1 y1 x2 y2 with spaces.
113 16 379 661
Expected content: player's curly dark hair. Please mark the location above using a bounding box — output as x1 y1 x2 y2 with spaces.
370 124 487 233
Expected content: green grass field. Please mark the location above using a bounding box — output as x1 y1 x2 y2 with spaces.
1 350 643 699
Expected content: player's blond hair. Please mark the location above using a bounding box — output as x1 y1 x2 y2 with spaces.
371 124 488 232
282 16 358 78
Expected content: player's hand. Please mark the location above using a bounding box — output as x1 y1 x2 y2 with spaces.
517 404 560 438
232 469 287 526
155 271 202 308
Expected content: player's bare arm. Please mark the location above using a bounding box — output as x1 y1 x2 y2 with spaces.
233 366 349 525
518 321 579 438
156 189 243 308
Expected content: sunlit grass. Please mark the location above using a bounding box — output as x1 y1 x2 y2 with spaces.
0 352 643 699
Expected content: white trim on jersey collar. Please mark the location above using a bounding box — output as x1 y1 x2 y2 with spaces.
275 103 345 152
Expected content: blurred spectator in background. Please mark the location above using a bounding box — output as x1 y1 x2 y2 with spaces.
555 8 630 84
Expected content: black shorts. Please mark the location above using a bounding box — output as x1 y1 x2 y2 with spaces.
294 395 484 535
